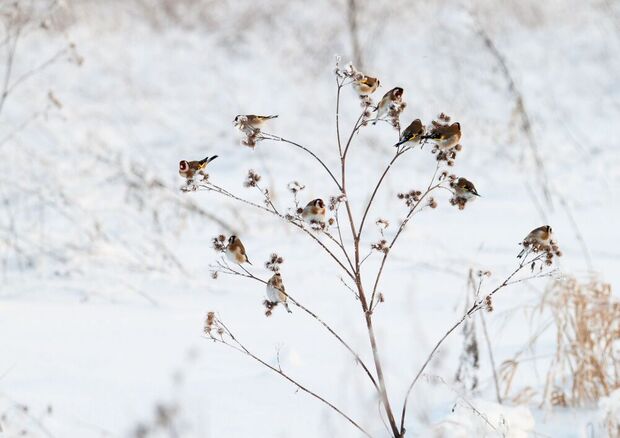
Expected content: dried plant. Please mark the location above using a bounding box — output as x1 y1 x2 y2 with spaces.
541 276 619 408
184 59 559 437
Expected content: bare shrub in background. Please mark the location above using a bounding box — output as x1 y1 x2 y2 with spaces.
188 61 559 437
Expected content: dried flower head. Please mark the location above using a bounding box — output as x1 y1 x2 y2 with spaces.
398 190 423 207
287 181 306 194
376 218 390 232
204 311 216 335
265 253 285 272
244 169 262 188
263 299 276 317
212 235 227 252
329 194 347 211
371 239 389 254
484 295 493 312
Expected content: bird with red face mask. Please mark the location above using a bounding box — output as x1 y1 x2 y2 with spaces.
178 155 217 187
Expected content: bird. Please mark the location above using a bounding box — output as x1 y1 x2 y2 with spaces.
233 114 278 131
423 122 461 150
453 177 480 200
179 155 218 181
373 87 404 124
352 75 380 96
394 119 425 147
518 225 553 258
225 235 252 265
266 272 292 313
301 199 326 224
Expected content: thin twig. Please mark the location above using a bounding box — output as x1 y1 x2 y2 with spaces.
208 321 373 438
398 253 547 434
212 260 378 390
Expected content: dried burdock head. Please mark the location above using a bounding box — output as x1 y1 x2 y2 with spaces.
477 270 492 278
387 101 407 131
212 235 227 252
334 61 366 82
295 207 303 215
211 271 218 280
204 311 216 335
428 197 438 209
310 221 327 232
376 218 390 231
262 188 272 206
287 181 306 194
217 327 225 336
438 113 451 122
329 194 347 211
371 239 389 254
484 295 494 312
360 95 373 109
244 169 262 188
328 217 335 226
449 197 467 210
285 213 294 221
265 253 284 272
263 299 276 317
398 190 422 207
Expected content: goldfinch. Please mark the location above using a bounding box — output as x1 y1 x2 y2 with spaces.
518 225 553 258
179 155 217 180
225 235 252 265
352 75 380 96
453 177 480 200
266 273 291 313
373 87 404 124
301 199 326 224
394 119 425 147
424 122 461 150
233 114 278 131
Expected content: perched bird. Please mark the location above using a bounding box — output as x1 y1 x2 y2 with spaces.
424 122 461 150
394 119 425 147
225 235 252 265
301 198 326 224
518 225 553 258
233 114 278 131
352 75 380 96
373 87 404 124
266 272 292 313
179 155 218 180
453 177 480 200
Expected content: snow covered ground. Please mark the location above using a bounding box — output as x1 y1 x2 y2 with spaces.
1 0 619 436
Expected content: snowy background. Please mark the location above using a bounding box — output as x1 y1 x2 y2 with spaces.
1 0 619 436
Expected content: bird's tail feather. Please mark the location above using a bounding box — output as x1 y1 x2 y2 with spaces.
394 138 408 147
